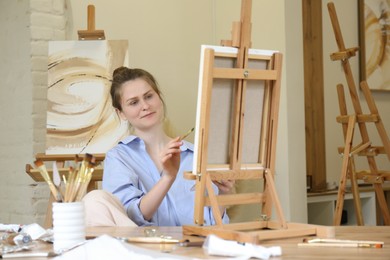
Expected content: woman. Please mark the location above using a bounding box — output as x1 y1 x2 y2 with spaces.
84 67 234 226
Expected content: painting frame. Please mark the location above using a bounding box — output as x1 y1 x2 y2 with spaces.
358 0 390 91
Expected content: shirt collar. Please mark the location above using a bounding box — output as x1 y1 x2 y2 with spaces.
120 135 138 145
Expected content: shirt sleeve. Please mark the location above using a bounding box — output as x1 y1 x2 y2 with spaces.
102 149 154 226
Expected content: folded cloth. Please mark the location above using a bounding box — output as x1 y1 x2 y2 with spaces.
203 234 282 260
55 235 190 260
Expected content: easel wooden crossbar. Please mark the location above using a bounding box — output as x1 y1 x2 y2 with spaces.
183 0 334 243
327 2 390 226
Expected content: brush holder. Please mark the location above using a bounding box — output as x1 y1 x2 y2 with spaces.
52 201 85 253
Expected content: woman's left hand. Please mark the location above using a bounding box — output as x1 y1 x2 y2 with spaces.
213 179 235 194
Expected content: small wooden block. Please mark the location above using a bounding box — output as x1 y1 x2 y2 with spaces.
78 30 105 40
329 47 359 61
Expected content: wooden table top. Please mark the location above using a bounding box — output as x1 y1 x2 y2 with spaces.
1 225 390 259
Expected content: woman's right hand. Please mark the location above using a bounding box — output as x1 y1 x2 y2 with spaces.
159 137 182 179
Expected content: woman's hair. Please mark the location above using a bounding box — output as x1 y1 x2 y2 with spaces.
110 67 166 112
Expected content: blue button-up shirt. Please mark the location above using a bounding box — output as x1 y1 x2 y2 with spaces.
102 135 229 226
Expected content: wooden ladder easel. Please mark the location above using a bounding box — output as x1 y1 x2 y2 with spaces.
327 2 390 226
182 0 334 243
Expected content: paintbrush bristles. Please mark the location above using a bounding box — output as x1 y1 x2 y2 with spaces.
180 127 195 141
67 154 97 202
34 154 97 203
75 162 96 201
34 159 61 201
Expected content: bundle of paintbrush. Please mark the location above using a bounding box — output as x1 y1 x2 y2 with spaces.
33 154 98 203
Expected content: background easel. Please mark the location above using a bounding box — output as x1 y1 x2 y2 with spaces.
327 2 390 226
78 5 105 40
183 0 333 243
25 5 106 228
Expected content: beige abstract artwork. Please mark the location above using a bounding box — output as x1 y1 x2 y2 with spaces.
362 0 390 91
46 40 129 154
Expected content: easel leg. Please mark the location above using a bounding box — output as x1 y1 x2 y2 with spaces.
334 116 355 225
264 169 287 228
337 85 364 225
348 157 364 225
194 174 206 225
373 183 390 225
366 155 390 225
360 82 390 225
360 81 390 160
205 174 223 227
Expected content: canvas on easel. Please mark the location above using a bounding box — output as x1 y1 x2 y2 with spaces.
192 45 274 179
190 45 279 225
183 0 334 243
46 40 129 155
46 4 128 155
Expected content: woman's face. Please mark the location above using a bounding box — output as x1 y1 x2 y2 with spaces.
118 78 164 131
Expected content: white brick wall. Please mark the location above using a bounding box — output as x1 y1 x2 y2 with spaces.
0 0 66 226
30 0 67 226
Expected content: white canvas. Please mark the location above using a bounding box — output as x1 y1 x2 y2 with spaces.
192 45 278 174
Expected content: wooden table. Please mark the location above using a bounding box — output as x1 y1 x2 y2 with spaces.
2 226 390 259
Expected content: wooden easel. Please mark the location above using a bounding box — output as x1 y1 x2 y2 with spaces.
78 5 105 40
26 5 106 228
327 2 390 226
182 0 334 243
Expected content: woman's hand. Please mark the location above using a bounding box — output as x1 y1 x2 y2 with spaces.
213 179 235 194
140 137 182 221
160 137 182 179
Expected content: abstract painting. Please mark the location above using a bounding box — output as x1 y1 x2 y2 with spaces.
359 0 390 91
46 40 129 154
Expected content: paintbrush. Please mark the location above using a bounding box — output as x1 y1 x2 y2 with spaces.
34 160 61 202
298 238 384 248
52 162 64 201
64 154 81 202
75 158 97 201
64 166 75 202
68 154 93 202
179 127 195 141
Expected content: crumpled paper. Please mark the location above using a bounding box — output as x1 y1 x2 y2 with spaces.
0 224 21 233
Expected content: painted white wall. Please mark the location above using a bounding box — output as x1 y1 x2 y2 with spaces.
0 0 36 224
284 0 307 222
